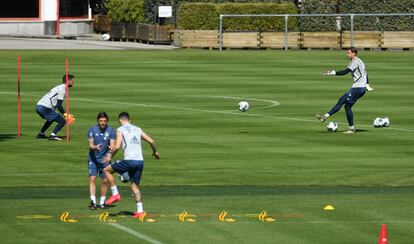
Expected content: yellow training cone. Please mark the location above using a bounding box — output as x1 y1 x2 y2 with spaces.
323 205 335 211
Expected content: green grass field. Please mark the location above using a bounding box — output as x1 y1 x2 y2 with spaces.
0 49 413 243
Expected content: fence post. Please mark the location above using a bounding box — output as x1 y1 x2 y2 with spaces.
284 15 289 50
350 14 354 47
219 15 223 51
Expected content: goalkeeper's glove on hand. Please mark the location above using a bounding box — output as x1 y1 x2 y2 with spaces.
64 113 75 125
323 70 336 76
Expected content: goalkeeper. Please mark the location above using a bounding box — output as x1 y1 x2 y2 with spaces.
316 47 372 134
35 74 75 140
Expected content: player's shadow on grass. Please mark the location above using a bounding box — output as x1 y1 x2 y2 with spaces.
0 134 18 141
109 211 134 217
318 129 369 134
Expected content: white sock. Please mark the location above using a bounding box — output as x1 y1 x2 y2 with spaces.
137 202 144 213
111 186 119 196
350 126 355 130
50 133 56 136
324 113 330 118
100 196 106 205
90 195 96 204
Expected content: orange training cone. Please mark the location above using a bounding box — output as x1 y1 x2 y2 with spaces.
378 224 388 244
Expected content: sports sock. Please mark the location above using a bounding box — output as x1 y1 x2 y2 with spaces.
137 202 144 213
324 113 330 118
111 186 119 196
90 195 96 204
100 196 106 205
349 126 355 130
50 133 56 137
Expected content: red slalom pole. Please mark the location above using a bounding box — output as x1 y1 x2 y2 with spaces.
65 57 69 142
56 0 60 36
17 55 21 138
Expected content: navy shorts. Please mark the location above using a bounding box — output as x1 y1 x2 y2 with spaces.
36 105 59 122
112 160 144 185
88 161 108 178
345 87 366 105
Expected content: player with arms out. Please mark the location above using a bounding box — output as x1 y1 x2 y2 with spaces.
316 47 373 134
103 112 160 218
87 112 116 210
36 74 75 140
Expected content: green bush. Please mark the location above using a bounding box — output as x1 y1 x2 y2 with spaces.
179 3 219 30
299 0 414 32
143 0 295 25
341 0 414 31
179 2 297 31
106 0 145 23
299 0 338 31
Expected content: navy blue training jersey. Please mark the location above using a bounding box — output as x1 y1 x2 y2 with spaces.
87 125 116 164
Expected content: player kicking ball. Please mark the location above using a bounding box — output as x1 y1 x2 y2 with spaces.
103 112 160 218
316 47 372 134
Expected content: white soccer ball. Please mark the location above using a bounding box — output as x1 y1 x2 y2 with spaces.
238 101 249 112
119 171 130 183
382 117 390 127
373 117 384 127
102 33 111 41
327 121 338 132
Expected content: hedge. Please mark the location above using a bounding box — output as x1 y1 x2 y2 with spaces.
299 0 414 32
299 0 338 31
106 0 145 23
340 0 414 31
143 0 295 24
179 2 297 31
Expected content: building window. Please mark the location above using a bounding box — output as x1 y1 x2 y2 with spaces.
0 0 39 18
60 0 88 18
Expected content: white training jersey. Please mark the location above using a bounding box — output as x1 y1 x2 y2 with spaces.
117 123 143 161
37 84 66 109
347 57 367 88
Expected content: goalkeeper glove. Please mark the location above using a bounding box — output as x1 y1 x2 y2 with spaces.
64 113 75 125
323 70 336 76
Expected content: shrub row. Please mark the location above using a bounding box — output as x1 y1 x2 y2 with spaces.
142 0 294 24
106 0 145 23
340 0 414 31
178 2 298 31
300 0 414 31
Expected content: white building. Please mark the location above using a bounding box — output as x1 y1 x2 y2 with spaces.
0 0 93 36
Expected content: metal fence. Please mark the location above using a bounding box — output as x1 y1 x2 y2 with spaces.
219 13 414 51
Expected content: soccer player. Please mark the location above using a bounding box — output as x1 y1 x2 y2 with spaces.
36 74 74 140
316 47 371 134
103 112 160 218
87 112 116 210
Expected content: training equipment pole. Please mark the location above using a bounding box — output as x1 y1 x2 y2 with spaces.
17 55 21 138
65 57 69 142
56 0 60 35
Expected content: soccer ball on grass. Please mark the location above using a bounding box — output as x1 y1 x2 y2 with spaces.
327 121 338 132
373 117 390 128
238 101 249 112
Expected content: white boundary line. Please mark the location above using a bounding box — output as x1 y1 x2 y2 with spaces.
108 222 163 244
1 91 413 132
190 95 281 109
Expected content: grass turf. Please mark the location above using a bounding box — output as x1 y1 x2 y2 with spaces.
0 49 413 243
